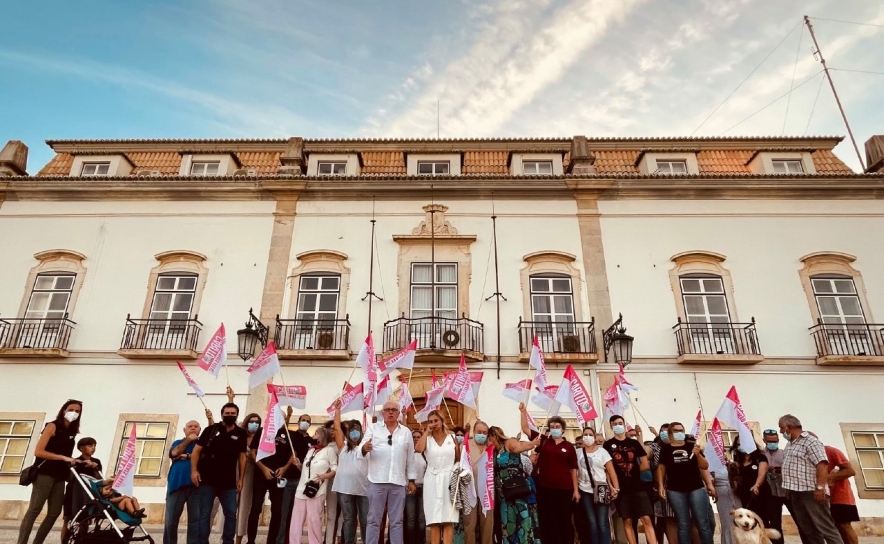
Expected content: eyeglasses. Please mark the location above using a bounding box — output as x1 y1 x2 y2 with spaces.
764 429 778 435
387 434 393 446
382 408 399 413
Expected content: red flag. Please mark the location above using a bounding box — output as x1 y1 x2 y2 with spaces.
267 384 307 409
690 410 702 438
445 353 477 408
715 386 756 453
398 384 415 421
176 361 205 397
327 382 365 417
528 336 548 391
246 342 280 390
197 324 227 377
376 375 394 406
257 390 283 461
355 334 375 375
377 340 417 379
113 424 137 496
554 365 598 427
477 446 494 515
706 418 728 471
415 384 446 423
502 380 531 403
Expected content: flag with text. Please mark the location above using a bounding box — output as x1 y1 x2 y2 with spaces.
197 324 227 377
112 424 137 496
247 342 281 390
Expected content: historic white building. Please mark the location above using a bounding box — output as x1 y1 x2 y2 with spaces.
0 134 882 534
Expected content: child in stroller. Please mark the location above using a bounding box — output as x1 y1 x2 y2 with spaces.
99 479 146 519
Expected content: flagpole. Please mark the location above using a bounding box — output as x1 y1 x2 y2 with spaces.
224 364 231 387
627 393 651 427
692 372 706 422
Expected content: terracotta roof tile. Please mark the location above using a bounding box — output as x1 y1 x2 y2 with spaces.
696 150 753 173
594 150 640 173
463 151 508 174
125 151 181 174
362 151 405 174
812 149 853 174
236 151 282 174
38 153 74 176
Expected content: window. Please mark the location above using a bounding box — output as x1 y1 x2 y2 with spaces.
417 161 450 176
410 263 457 319
190 161 220 175
812 277 865 325
116 421 170 477
81 162 110 176
680 274 737 353
317 162 347 176
852 431 884 490
656 160 688 174
295 275 340 328
24 274 74 321
147 274 196 340
772 159 804 174
523 161 553 175
530 276 575 332
0 419 35 474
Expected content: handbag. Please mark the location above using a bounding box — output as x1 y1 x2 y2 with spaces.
19 461 45 487
499 457 531 501
583 448 612 505
301 449 324 499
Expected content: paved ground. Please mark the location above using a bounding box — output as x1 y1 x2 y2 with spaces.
1 524 879 544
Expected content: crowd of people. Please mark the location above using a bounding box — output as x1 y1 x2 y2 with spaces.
16 397 862 544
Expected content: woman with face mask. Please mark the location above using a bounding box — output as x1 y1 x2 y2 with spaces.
17 399 83 544
234 414 261 544
576 427 619 544
331 401 369 544
655 422 714 544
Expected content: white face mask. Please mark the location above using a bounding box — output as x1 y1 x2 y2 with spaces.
64 411 80 423
583 436 595 445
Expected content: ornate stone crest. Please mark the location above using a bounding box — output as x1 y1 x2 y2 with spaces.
412 204 458 235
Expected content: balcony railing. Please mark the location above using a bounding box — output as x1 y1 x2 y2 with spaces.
0 316 76 351
673 318 761 356
120 315 202 352
810 321 884 357
383 314 483 354
275 316 351 351
518 318 597 356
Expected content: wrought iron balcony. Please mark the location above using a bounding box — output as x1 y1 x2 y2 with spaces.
673 318 763 363
518 318 597 360
382 314 483 356
119 315 202 357
810 321 884 360
0 316 76 354
275 316 351 354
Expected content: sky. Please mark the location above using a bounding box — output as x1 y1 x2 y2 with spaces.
1 0 882 172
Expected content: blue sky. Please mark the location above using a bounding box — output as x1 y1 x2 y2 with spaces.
1 0 882 172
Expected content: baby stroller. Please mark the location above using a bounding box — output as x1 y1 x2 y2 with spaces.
64 468 155 544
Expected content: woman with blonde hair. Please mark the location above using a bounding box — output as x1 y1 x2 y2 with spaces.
415 410 460 544
486 425 540 544
288 426 337 544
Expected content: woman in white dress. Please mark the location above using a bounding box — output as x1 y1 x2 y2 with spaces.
415 410 461 544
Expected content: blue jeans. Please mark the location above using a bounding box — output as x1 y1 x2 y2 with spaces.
197 485 237 544
667 488 714 544
404 488 426 544
579 490 611 544
163 485 200 544
275 478 299 544
338 493 368 544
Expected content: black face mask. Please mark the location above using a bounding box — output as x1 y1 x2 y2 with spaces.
222 415 237 426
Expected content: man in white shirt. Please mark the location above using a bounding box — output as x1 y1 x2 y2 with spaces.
360 401 417 544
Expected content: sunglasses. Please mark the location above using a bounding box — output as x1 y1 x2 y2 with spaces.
764 429 778 435
386 434 394 446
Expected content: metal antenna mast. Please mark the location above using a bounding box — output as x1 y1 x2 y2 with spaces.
803 15 865 170
484 194 507 378
362 197 383 334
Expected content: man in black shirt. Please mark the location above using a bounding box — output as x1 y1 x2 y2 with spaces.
246 421 295 544
604 415 658 544
191 402 248 544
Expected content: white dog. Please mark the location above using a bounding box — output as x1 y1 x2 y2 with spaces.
731 508 782 544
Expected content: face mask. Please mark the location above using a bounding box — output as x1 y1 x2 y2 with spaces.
782 431 792 442
222 416 237 426
550 429 563 439
583 436 595 445
64 411 80 423
673 432 686 442
766 442 779 451
612 425 625 436
299 421 310 432
659 431 669 441
456 436 464 444
247 422 259 433
474 434 487 445
349 430 362 441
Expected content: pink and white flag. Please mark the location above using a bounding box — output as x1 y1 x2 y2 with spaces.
176 361 205 397
247 342 281 390
554 365 599 427
444 353 477 409
376 375 394 406
502 380 531 404
476 446 494 515
377 340 417 379
705 418 728 472
531 385 561 415
197 324 227 377
364 355 379 417
113 424 137 496
355 334 375 375
618 364 638 393
459 432 478 508
415 385 446 423
257 390 283 461
602 379 629 420
690 410 702 438
327 382 365 417
267 384 307 409
714 386 756 453
444 370 483 402
528 336 548 391
525 412 540 433
398 384 415 421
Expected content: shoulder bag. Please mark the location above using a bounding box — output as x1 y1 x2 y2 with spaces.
583 448 611 505
19 460 46 487
499 452 531 501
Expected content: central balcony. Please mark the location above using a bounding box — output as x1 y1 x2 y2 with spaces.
382 314 484 361
274 316 351 360
518 319 598 363
0 316 76 357
673 318 764 364
118 315 202 359
810 321 884 365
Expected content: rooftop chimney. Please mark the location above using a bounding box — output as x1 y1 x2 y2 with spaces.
0 140 28 176
865 135 884 173
278 137 305 175
567 136 597 175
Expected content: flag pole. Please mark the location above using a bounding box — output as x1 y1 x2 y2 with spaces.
273 375 300 461
224 364 231 387
627 393 651 427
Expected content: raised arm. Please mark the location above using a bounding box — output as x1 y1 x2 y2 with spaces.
414 427 431 454
333 402 345 451
518 403 532 437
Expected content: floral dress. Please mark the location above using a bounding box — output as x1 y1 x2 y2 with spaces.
495 449 540 544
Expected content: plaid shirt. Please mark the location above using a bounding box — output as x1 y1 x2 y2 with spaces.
782 432 828 492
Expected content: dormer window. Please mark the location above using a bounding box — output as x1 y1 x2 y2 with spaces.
771 159 804 174
190 161 220 175
81 162 110 176
523 160 553 175
318 162 347 176
655 160 688 174
417 161 450 176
